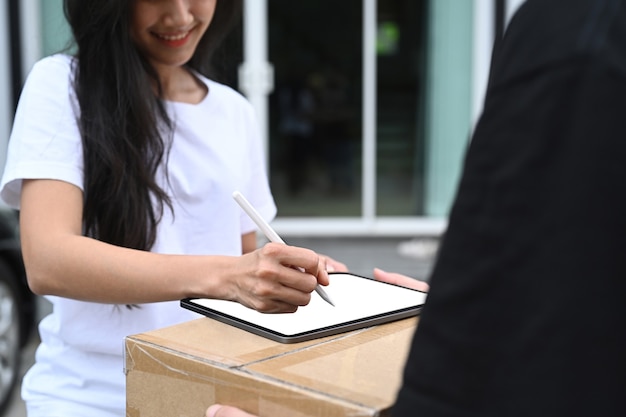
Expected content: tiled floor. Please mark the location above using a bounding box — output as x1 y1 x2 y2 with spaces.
6 236 438 416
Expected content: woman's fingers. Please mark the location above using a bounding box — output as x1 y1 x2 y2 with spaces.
233 243 331 313
373 268 430 292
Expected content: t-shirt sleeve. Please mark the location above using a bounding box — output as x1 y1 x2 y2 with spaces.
0 55 84 209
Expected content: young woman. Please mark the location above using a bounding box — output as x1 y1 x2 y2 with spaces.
0 1 341 416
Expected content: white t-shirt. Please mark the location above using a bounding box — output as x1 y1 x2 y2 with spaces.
0 54 277 417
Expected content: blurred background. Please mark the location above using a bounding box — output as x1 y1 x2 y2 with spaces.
1 0 526 237
1 0 527 415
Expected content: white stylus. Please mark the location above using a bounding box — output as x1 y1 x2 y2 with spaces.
232 191 335 307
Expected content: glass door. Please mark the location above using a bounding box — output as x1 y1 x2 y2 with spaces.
266 0 432 219
375 0 428 216
239 0 479 235
267 0 364 217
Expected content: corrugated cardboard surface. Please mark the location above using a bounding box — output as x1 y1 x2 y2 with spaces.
125 317 418 417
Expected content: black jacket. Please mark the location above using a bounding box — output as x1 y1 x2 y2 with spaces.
393 0 626 415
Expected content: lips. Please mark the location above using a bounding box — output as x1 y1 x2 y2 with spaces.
152 28 194 47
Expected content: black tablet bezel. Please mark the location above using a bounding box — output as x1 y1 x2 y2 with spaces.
180 272 426 344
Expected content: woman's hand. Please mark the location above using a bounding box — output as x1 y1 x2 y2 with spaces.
224 242 330 313
373 268 429 292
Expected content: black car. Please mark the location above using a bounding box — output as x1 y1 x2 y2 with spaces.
0 207 35 413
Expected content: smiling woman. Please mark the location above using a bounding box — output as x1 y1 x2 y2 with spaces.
130 0 217 89
0 0 347 416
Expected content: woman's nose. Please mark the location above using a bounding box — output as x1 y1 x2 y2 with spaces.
162 0 194 27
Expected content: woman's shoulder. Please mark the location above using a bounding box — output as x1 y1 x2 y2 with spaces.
31 53 74 73
26 54 75 86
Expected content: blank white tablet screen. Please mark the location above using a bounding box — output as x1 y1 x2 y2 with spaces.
189 273 427 336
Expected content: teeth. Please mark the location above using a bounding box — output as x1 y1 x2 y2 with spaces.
156 32 188 41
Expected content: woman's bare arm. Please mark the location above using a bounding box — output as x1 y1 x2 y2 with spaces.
19 179 329 312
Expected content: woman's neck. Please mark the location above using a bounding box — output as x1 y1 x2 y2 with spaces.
155 65 208 104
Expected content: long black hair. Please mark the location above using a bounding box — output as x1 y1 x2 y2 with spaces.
63 0 242 250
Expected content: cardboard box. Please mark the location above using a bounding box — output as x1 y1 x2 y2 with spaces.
125 316 418 417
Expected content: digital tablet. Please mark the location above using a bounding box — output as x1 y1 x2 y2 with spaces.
180 272 427 343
